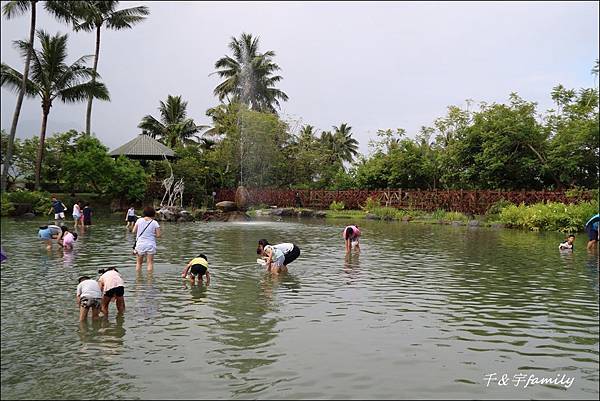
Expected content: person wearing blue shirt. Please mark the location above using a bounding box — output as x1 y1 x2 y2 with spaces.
48 196 67 221
585 214 599 251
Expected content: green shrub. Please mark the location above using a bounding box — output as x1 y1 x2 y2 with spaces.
7 190 52 214
372 206 400 220
444 211 469 221
486 199 513 216
360 196 380 212
329 200 345 211
431 208 447 220
1 192 15 216
499 201 598 232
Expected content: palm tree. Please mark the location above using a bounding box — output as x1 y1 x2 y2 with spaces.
1 31 110 189
213 33 288 113
138 95 207 148
321 123 359 164
58 1 149 135
1 0 37 192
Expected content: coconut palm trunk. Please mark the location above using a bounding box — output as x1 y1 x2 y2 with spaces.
85 25 101 136
1 1 36 192
34 104 49 190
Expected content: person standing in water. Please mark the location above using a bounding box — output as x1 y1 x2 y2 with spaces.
343 225 361 253
132 206 161 271
48 196 67 223
98 267 125 317
72 200 82 229
125 205 137 230
585 214 599 251
82 203 93 226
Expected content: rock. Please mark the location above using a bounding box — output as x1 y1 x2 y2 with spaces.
21 212 36 219
401 216 412 222
491 223 505 229
366 213 380 220
280 208 294 216
235 186 250 211
451 221 464 226
468 220 481 227
224 211 250 222
315 211 327 218
177 217 186 223
216 201 237 212
298 209 314 218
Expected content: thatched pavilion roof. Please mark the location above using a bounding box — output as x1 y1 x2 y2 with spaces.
108 134 175 160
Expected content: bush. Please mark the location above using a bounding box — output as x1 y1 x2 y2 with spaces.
360 196 380 212
329 200 345 211
486 199 513 216
499 201 598 232
444 211 469 221
1 192 15 216
371 206 399 220
7 190 52 214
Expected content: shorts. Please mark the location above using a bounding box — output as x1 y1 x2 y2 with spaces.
104 286 125 298
80 296 101 308
587 226 599 241
135 242 156 255
190 264 207 277
73 213 81 220
127 215 137 223
55 212 65 220
283 245 301 266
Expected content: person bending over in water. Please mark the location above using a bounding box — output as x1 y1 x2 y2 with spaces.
262 244 286 274
98 267 125 317
257 239 301 269
584 214 599 251
181 254 211 286
76 276 102 321
559 235 575 251
343 225 361 253
58 226 77 249
38 225 61 250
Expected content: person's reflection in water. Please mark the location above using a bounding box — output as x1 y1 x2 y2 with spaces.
585 254 599 293
559 248 575 268
78 318 102 343
135 270 159 319
190 283 208 301
343 252 361 284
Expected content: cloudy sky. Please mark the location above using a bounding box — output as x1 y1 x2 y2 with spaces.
1 1 598 155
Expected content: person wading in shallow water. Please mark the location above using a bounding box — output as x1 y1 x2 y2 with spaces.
132 206 161 271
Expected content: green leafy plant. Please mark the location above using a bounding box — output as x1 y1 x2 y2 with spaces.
1 192 15 216
329 200 345 211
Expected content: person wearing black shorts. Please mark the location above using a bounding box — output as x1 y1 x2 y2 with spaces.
98 267 125 317
181 254 210 286
257 240 300 270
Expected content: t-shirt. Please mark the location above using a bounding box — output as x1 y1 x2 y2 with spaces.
72 204 81 217
99 270 124 292
83 207 92 219
135 218 160 246
189 257 209 269
559 241 573 250
343 225 361 240
265 245 284 260
52 200 65 213
127 208 136 217
77 279 102 299
63 232 75 246
274 243 294 254
38 228 53 240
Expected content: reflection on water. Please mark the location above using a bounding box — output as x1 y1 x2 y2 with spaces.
1 217 598 399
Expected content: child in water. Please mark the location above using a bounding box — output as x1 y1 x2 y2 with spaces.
262 244 286 274
181 254 210 285
559 235 575 251
76 276 102 321
38 225 61 249
343 225 361 253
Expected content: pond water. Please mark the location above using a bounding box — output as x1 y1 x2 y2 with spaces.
1 216 598 399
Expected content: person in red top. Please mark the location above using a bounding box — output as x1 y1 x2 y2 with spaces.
343 225 361 253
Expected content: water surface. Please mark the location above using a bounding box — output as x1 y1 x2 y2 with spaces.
1 216 598 399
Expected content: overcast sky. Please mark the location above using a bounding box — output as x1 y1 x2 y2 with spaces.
1 1 598 155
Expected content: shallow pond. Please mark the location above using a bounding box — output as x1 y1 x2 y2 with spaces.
1 216 598 399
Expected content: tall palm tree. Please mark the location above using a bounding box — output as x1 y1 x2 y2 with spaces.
138 95 207 148
1 0 37 192
1 31 110 189
297 124 317 150
321 123 360 165
213 33 288 113
58 1 149 135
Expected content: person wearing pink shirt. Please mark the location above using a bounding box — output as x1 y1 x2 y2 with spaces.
343 225 361 253
98 267 125 317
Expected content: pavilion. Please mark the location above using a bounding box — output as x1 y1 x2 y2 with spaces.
108 133 175 160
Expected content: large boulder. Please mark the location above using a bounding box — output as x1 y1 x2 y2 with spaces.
235 186 250 211
216 201 237 212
